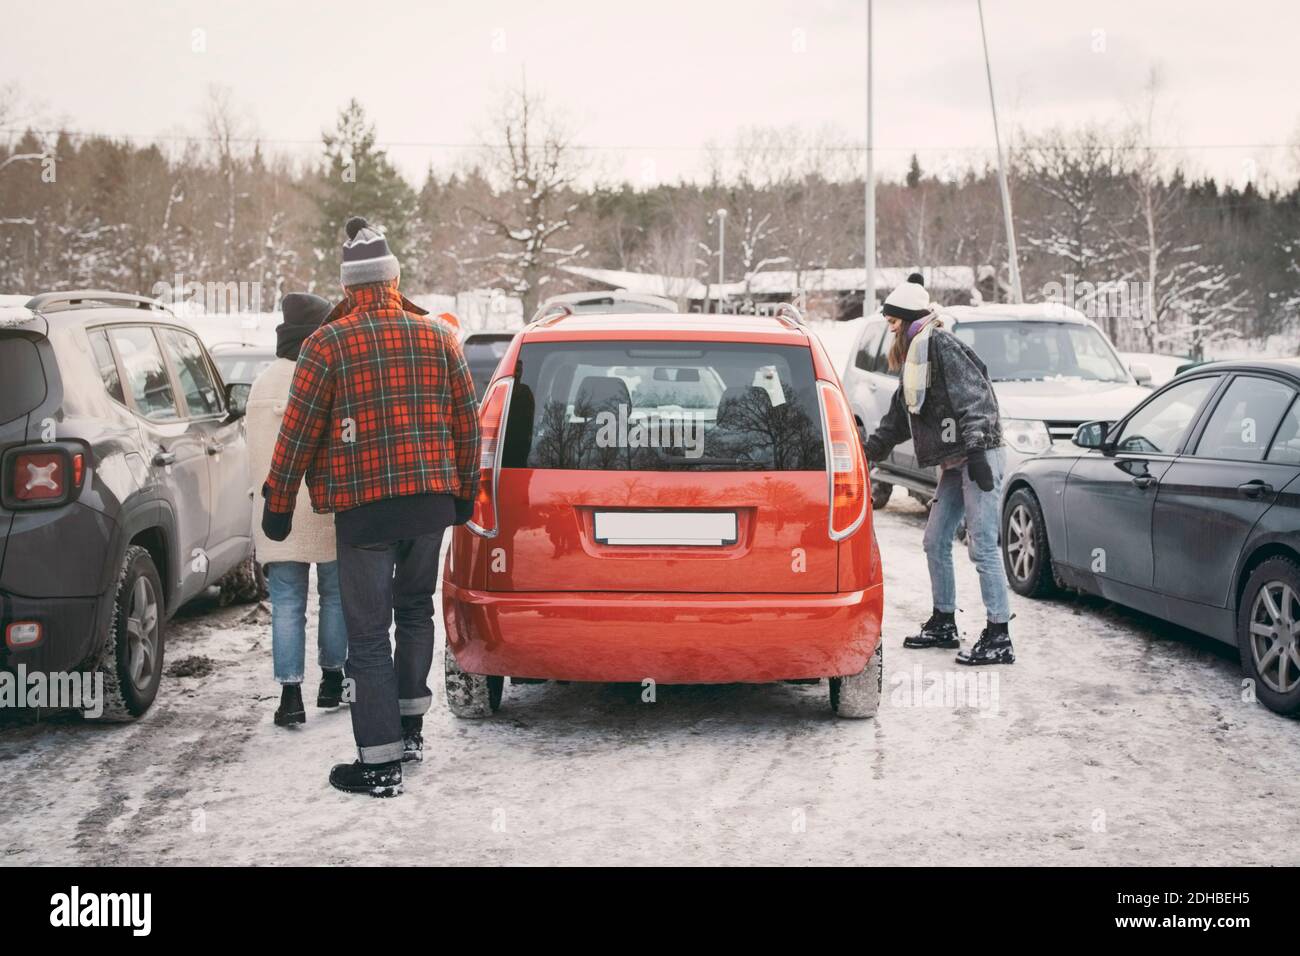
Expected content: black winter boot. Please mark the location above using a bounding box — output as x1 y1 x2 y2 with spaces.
274 683 306 726
328 760 403 797
317 668 345 708
904 609 960 649
401 716 424 763
956 621 1016 665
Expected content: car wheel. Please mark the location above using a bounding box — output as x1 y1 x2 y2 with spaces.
444 644 499 718
91 545 166 721
217 553 267 606
1002 488 1056 598
1237 557 1300 716
870 478 893 509
829 641 882 719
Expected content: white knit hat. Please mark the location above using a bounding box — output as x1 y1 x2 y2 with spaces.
882 272 931 320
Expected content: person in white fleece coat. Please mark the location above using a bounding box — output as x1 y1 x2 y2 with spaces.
247 293 346 727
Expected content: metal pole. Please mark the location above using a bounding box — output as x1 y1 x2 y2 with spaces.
864 0 876 316
977 0 1023 304
716 208 727 313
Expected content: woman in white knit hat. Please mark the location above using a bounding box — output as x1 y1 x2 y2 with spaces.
862 273 1015 665
247 293 347 725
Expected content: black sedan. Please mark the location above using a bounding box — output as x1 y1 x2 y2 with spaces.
1001 359 1300 715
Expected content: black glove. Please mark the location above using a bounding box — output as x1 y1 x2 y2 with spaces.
452 497 475 526
966 447 994 493
262 503 293 541
260 482 293 541
862 434 887 463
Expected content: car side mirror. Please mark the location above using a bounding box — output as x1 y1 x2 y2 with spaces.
855 348 872 371
1129 362 1152 386
1073 420 1112 450
225 382 249 420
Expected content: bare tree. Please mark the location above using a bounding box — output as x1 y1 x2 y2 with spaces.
1016 125 1137 337
470 84 586 316
0 84 48 229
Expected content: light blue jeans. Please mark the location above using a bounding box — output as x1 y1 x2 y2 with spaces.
922 447 1011 624
266 561 348 684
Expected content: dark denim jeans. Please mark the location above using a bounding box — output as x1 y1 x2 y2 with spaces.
335 531 445 764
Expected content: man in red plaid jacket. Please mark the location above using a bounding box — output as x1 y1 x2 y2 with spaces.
262 216 480 798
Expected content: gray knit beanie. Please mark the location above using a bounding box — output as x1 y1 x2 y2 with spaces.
340 216 400 288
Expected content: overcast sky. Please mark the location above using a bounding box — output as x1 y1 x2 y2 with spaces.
4 0 1298 187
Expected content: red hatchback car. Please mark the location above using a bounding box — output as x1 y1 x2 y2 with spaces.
440 309 885 717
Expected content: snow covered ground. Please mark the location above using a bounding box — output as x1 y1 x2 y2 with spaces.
2 495 1297 867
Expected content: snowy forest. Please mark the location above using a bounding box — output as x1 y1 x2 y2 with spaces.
2 81 1297 357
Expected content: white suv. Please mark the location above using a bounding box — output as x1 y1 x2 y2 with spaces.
842 303 1154 506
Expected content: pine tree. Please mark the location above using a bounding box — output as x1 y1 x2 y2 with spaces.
311 99 416 292
906 154 923 189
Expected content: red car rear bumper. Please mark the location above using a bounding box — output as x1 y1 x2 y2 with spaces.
441 582 884 684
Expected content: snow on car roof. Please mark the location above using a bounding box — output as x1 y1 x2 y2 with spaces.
543 290 676 310
0 306 40 330
941 302 1091 323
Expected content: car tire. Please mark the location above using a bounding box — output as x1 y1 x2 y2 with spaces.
91 545 166 722
1236 557 1300 716
870 478 893 509
829 641 882 719
217 553 267 606
1002 488 1056 598
444 644 501 718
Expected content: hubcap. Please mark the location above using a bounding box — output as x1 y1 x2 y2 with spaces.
124 575 160 691
1005 503 1037 582
1248 581 1300 695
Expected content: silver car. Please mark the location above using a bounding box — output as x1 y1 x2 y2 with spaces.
842 303 1155 507
531 290 676 322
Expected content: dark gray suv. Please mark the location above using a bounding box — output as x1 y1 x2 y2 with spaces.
1 291 257 719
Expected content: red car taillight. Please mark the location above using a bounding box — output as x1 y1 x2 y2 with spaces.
818 382 868 540
468 377 514 538
5 446 85 507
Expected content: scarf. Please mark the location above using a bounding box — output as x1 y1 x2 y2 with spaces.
902 313 941 413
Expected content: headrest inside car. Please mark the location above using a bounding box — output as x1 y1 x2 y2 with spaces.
576 375 631 412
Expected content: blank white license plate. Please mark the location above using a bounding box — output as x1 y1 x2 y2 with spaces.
593 511 737 546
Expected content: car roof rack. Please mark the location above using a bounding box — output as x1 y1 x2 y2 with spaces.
771 303 806 329
26 290 169 314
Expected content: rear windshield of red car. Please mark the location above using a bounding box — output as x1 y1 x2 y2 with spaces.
500 340 826 471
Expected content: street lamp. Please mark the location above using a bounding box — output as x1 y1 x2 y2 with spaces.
865 0 875 317
977 0 1023 303
716 208 727 313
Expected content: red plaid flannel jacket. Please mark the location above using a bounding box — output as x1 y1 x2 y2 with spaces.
264 281 481 515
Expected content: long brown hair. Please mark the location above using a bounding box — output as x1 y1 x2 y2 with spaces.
886 312 942 372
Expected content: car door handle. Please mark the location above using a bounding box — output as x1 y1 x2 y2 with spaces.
152 451 175 467
1131 475 1157 489
206 441 224 456
1238 480 1273 498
